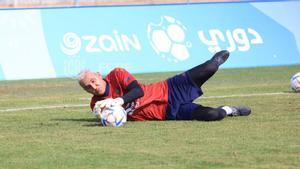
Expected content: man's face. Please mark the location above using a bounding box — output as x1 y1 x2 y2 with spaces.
80 71 106 96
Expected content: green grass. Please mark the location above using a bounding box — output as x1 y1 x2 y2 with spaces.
0 65 299 169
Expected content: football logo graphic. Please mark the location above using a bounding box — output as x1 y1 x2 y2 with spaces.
147 16 191 63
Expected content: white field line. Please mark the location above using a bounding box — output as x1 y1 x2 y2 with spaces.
0 92 291 113
201 92 290 99
0 104 88 112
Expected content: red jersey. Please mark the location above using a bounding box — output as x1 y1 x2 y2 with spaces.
90 68 168 121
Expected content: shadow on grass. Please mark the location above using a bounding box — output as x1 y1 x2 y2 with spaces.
52 118 102 127
283 90 298 93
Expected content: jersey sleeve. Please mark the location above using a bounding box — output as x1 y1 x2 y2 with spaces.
90 96 98 110
90 100 95 110
90 95 105 110
113 68 137 89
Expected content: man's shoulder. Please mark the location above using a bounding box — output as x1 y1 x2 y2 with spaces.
106 67 129 77
111 67 127 73
107 67 133 79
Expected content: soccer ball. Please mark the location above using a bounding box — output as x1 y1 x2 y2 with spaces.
290 72 300 92
100 105 127 127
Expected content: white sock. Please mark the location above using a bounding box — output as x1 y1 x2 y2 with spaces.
221 106 233 115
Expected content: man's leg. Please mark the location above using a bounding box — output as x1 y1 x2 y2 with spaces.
188 50 230 88
176 103 251 121
192 105 227 121
191 105 251 121
176 103 226 121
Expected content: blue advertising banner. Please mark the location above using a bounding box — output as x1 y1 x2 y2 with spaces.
0 0 300 80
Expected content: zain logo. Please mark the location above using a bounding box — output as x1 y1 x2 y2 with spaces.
147 16 191 63
60 32 81 56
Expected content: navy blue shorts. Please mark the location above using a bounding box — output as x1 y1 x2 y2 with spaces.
166 71 203 120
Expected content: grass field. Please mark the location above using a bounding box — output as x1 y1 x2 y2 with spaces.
0 65 299 169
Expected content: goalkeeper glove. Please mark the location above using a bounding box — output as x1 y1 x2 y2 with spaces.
92 97 124 118
97 97 124 108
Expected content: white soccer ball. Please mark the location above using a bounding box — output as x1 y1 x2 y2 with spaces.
290 72 300 92
100 105 127 127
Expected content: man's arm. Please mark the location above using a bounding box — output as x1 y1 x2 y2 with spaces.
94 68 144 110
121 80 144 104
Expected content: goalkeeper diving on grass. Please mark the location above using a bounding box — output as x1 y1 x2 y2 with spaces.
78 50 251 121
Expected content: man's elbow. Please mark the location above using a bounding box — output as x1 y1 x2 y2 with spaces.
138 87 145 98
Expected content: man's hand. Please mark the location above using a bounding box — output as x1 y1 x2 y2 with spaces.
97 97 124 108
92 103 102 119
92 98 124 117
